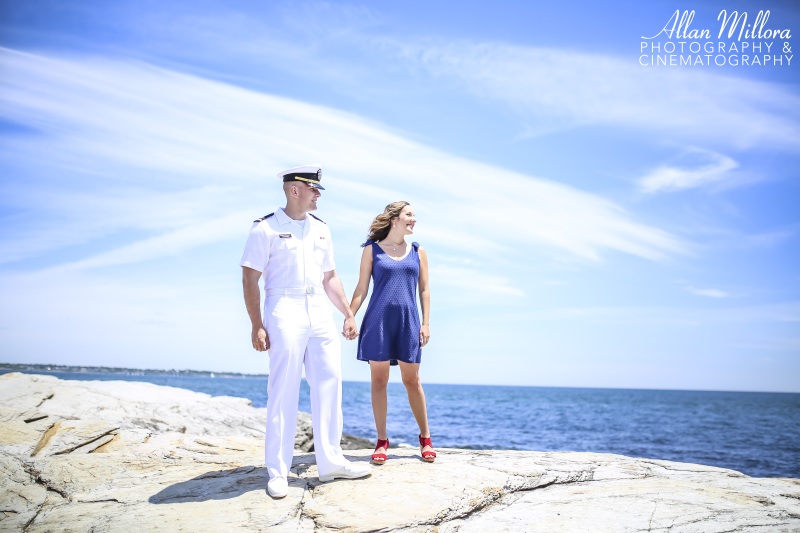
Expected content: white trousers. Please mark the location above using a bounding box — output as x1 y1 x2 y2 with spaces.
263 294 349 480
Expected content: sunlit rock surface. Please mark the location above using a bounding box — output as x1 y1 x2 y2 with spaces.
1 373 798 532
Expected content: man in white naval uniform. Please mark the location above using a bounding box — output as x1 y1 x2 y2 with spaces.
241 165 371 499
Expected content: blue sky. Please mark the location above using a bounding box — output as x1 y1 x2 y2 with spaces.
1 0 798 392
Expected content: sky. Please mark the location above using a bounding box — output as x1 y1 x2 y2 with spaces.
0 0 798 392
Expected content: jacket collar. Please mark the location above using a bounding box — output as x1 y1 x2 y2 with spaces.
275 207 307 226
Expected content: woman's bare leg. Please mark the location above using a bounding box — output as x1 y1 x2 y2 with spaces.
370 361 391 454
398 361 433 454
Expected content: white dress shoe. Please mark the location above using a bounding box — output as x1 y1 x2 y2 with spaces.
318 462 372 482
267 477 288 498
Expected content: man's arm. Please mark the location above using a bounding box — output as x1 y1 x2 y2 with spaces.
323 269 358 340
242 266 269 351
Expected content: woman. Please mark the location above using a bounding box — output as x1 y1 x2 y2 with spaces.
349 201 435 464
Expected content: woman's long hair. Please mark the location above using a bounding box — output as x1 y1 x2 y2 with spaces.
363 201 410 246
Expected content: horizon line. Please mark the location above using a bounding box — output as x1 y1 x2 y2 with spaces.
2 363 797 395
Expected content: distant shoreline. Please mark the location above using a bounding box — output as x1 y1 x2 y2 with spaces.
3 363 798 394
0 363 267 379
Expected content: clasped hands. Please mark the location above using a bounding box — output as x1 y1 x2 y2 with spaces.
342 316 359 341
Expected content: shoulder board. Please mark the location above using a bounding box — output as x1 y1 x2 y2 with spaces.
253 213 275 223
309 213 326 224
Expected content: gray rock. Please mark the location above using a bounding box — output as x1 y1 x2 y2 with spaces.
1 372 798 532
0 372 365 453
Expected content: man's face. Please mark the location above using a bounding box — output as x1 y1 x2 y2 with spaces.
297 182 321 211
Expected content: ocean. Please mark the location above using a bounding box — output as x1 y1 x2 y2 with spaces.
4 370 798 479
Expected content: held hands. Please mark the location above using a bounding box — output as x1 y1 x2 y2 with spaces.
252 327 269 352
342 317 359 340
420 324 431 347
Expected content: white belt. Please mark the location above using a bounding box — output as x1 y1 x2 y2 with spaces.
265 286 325 296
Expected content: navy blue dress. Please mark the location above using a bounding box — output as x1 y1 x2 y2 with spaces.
357 241 421 366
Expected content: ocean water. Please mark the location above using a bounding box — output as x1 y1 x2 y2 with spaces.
5 370 799 478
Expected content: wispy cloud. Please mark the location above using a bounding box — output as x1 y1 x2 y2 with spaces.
732 227 798 250
684 286 729 298
674 279 730 298
638 148 739 194
0 185 241 265
0 48 686 273
389 41 800 149
50 5 800 152
431 265 524 297
51 213 245 272
501 301 800 326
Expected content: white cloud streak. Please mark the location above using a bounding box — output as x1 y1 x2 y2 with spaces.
501 301 800 326
0 47 686 277
389 41 800 149
685 287 729 298
638 148 739 193
431 265 524 297
52 213 246 271
120 6 800 152
675 280 730 299
0 185 242 265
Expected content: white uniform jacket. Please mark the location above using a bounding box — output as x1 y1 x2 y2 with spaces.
240 207 335 296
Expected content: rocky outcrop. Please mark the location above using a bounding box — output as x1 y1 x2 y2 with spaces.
0 371 369 453
1 372 798 532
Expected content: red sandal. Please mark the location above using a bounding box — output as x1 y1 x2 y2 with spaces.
419 435 436 463
372 438 389 465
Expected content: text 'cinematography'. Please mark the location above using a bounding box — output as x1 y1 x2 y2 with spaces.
640 10 793 67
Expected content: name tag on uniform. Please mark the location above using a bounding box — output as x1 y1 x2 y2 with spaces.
279 233 292 238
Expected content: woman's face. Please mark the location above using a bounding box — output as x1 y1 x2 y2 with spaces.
395 205 416 234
